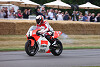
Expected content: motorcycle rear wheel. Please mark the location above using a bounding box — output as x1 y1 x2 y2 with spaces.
25 40 38 56
50 38 63 56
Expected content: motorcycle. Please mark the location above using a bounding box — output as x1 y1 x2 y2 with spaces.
25 27 63 56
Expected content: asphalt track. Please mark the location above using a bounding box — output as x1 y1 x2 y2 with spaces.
0 49 100 67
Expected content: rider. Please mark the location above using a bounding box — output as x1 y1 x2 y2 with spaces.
36 15 54 44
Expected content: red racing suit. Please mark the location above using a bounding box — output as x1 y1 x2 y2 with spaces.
36 21 53 36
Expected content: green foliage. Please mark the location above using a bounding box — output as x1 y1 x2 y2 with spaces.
31 0 54 5
30 0 100 6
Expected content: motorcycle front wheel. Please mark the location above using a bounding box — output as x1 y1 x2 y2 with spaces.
50 38 63 56
25 40 38 56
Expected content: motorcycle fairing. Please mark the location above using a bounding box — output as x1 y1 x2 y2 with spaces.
46 49 51 53
32 29 40 41
29 39 35 47
37 37 51 53
53 31 62 38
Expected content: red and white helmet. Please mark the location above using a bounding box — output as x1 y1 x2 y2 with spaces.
36 15 44 25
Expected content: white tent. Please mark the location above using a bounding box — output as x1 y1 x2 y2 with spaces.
18 0 40 7
79 2 100 9
0 4 12 6
0 0 23 5
44 0 71 9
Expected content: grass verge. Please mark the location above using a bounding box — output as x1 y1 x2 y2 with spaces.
1 46 100 51
63 46 100 50
0 48 24 51
0 35 100 51
80 66 100 67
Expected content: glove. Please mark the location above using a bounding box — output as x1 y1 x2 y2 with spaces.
38 30 43 34
40 31 44 34
38 31 45 37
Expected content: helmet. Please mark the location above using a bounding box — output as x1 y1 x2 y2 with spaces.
36 15 44 25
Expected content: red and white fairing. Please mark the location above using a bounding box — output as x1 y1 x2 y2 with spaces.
53 31 62 38
38 37 51 53
26 28 62 53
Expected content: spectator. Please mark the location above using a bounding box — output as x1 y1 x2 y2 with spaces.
62 12 65 17
96 13 100 22
9 9 15 18
46 9 49 13
23 9 29 19
2 7 5 11
0 9 4 18
53 9 58 20
35 7 43 16
88 13 91 22
48 9 54 20
4 7 8 18
41 10 46 19
28 9 31 15
72 11 76 21
45 12 49 20
79 12 83 21
63 11 69 20
18 10 23 18
90 13 95 22
83 14 88 22
56 11 63 20
68 16 72 21
40 6 45 12
11 7 15 13
76 11 79 21
15 9 19 18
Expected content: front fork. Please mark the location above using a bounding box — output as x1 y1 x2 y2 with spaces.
28 39 35 47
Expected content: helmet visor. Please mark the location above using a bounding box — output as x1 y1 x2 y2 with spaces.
36 19 40 25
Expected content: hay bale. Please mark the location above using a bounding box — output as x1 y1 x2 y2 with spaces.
15 22 36 35
0 19 100 35
0 22 15 35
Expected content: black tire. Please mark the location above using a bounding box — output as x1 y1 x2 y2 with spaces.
50 38 63 56
25 40 38 56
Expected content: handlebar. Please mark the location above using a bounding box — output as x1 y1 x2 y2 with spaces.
36 30 41 36
36 30 45 37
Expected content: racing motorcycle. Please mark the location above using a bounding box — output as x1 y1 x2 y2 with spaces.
25 27 63 56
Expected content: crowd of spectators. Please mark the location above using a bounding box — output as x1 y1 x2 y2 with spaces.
35 6 100 22
0 7 31 19
0 6 100 22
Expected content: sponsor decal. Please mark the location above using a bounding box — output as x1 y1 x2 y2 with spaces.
41 40 48 45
